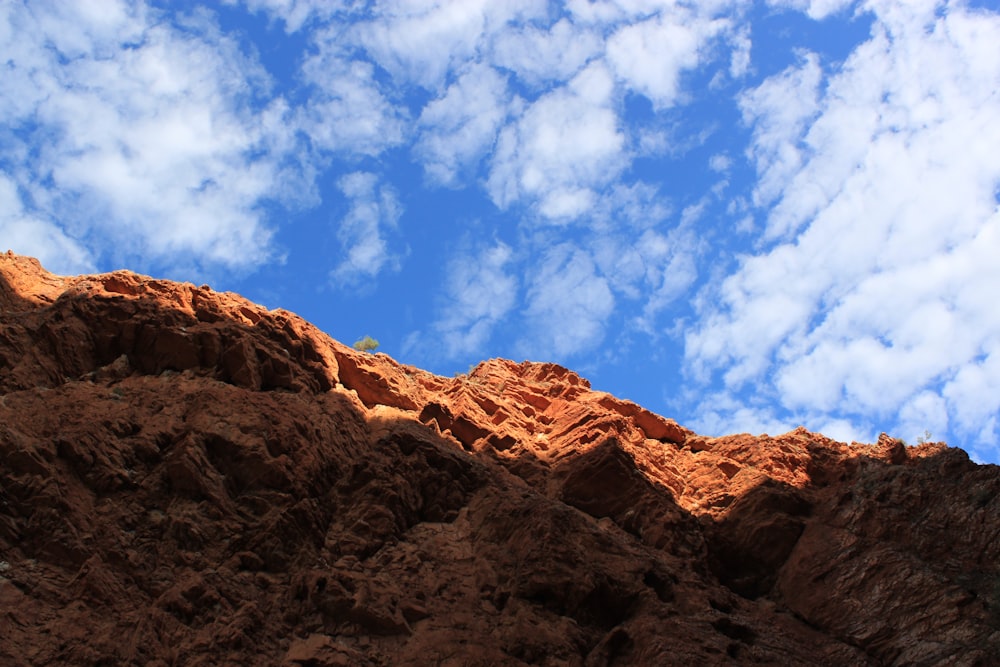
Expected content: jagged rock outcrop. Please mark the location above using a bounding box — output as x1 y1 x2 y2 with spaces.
1 251 998 666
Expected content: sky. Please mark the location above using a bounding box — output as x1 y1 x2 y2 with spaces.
3 0 1000 462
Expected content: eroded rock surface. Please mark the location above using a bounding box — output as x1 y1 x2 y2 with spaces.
1 252 998 665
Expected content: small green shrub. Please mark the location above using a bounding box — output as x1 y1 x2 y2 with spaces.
352 335 379 353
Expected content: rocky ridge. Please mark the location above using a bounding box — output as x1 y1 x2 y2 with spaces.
1 251 998 665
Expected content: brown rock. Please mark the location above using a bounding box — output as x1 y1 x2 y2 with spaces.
1 252 999 666
284 633 370 667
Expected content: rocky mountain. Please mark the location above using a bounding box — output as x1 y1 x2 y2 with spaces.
1 251 998 666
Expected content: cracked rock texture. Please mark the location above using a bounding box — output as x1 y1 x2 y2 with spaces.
1 251 999 666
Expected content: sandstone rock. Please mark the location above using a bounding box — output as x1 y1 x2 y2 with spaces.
1 252 999 665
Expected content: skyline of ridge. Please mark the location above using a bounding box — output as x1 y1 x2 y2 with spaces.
2 0 999 462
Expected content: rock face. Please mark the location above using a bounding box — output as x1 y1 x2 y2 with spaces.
1 251 998 666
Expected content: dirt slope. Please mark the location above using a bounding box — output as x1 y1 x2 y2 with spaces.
1 251 998 666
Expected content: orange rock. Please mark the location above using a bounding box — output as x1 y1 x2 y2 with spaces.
1 252 998 665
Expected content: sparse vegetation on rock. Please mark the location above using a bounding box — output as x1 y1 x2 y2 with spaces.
352 335 379 353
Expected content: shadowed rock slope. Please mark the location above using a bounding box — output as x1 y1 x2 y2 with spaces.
1 251 998 666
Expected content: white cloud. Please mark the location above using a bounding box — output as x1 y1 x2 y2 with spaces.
896 390 948 445
814 417 868 445
690 392 797 438
637 231 699 325
431 240 518 358
0 175 94 275
487 62 626 221
593 225 698 327
234 0 350 32
687 2 1000 453
581 182 696 328
329 172 402 287
17 0 147 60
767 0 856 20
606 9 728 109
590 182 672 233
520 244 614 358
298 42 407 156
729 25 752 78
0 2 304 275
491 17 602 87
739 52 823 227
414 63 512 187
353 0 545 90
709 153 732 172
944 342 1000 453
538 188 598 219
565 0 721 24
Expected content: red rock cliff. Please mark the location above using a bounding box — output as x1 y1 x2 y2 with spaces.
1 251 998 665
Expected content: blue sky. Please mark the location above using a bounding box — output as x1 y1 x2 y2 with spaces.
3 0 1000 462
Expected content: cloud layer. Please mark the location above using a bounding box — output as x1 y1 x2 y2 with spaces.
686 1 1000 455
1 1 303 276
